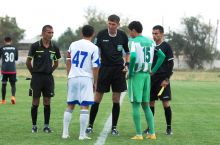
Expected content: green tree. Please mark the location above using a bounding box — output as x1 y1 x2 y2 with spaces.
181 16 216 69
166 31 186 69
0 16 25 45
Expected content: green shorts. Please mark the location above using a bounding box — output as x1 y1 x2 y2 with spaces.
128 72 150 103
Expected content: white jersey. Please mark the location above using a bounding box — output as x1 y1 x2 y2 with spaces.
68 39 100 79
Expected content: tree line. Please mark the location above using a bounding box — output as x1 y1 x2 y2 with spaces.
0 8 219 69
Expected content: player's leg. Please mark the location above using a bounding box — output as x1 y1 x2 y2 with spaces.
162 100 172 135
87 66 109 133
9 74 16 104
111 92 120 135
62 105 74 139
42 75 54 133
31 74 41 133
86 92 104 133
111 66 127 135
79 106 91 140
1 74 7 104
31 97 40 133
161 83 172 135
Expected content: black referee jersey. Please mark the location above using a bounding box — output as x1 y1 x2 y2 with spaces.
95 29 129 66
152 41 174 79
28 39 61 74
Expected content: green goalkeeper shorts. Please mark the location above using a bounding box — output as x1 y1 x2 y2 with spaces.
128 72 150 103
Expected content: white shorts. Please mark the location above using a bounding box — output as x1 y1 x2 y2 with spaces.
67 77 94 106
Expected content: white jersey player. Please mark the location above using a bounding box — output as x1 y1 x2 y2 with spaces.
62 25 100 140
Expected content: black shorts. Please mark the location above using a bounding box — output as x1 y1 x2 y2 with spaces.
150 75 172 101
96 65 127 93
1 74 17 83
31 73 54 98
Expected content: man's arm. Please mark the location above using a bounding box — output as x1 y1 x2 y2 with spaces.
66 52 71 75
151 49 165 73
92 67 99 92
26 57 33 74
128 42 136 78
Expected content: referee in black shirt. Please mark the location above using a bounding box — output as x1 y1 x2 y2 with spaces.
86 14 130 135
144 25 174 135
26 25 61 133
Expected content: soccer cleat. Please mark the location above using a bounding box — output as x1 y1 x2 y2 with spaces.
79 136 92 140
143 128 149 134
11 96 16 104
0 100 6 104
62 134 70 139
131 135 143 140
43 127 53 133
86 127 93 134
166 128 173 135
32 126 38 133
111 128 119 136
146 134 156 140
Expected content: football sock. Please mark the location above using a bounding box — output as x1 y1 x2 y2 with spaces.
31 105 39 125
10 82 16 96
80 109 89 137
112 103 120 127
44 105 51 125
132 102 142 135
88 102 100 127
1 83 6 100
63 108 73 136
164 106 172 129
142 104 155 134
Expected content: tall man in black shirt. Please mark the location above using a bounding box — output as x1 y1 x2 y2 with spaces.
0 36 18 104
86 14 130 135
26 25 61 133
144 25 174 135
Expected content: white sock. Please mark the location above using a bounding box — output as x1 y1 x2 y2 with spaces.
63 109 73 136
79 109 89 137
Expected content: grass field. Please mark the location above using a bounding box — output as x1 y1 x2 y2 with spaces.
0 69 220 145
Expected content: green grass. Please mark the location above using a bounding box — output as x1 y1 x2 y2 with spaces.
0 71 220 145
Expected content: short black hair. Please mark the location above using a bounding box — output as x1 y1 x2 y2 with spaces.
42 25 53 32
82 25 94 37
128 21 143 33
108 14 120 23
4 36 12 42
153 25 164 33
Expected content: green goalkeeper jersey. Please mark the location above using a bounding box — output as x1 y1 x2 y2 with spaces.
129 35 165 77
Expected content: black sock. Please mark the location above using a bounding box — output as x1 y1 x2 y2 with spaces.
10 82 16 96
164 106 172 129
88 102 100 127
44 105 51 125
31 105 38 125
150 106 155 116
112 103 120 128
2 83 6 100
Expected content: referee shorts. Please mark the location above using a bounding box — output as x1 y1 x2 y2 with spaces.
150 75 172 101
96 65 127 93
31 73 54 98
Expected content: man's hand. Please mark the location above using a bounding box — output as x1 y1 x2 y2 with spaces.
160 79 169 87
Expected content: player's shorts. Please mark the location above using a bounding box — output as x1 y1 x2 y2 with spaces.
96 65 127 93
67 77 94 106
1 74 17 83
150 75 172 101
31 73 54 98
128 72 150 103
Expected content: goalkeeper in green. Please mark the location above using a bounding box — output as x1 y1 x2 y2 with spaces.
127 21 165 140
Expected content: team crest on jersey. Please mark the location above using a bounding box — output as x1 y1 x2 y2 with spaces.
50 53 54 60
117 45 123 51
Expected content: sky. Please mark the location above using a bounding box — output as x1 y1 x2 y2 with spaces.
0 0 220 48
